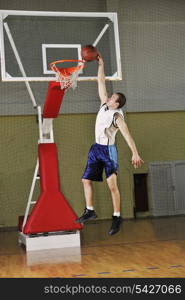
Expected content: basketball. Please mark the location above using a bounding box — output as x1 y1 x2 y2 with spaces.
81 45 98 62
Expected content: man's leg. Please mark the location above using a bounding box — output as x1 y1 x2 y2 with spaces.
106 173 121 213
82 178 94 208
106 173 123 235
75 179 97 223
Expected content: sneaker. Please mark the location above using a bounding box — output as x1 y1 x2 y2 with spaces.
75 208 97 223
108 216 123 235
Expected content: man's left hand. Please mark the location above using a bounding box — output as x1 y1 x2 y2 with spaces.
131 154 144 169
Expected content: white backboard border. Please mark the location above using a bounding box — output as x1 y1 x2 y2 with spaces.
0 10 122 82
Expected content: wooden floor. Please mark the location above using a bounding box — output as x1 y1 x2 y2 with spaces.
0 216 185 278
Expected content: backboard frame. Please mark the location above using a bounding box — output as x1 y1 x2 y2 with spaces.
0 10 122 82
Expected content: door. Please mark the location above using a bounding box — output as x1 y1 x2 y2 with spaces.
148 163 175 216
134 174 149 213
174 162 185 214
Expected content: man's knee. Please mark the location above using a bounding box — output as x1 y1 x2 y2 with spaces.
82 178 92 186
108 184 118 193
107 174 119 192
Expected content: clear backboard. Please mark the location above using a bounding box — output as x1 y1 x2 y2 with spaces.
0 10 122 82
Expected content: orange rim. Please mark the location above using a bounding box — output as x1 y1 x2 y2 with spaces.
50 59 85 76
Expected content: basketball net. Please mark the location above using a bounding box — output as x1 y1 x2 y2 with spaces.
50 60 85 91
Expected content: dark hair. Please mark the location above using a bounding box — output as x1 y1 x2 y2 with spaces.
115 92 126 108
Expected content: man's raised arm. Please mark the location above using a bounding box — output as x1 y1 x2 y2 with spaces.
97 55 108 104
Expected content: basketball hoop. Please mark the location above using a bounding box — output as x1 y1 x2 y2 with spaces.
50 59 85 90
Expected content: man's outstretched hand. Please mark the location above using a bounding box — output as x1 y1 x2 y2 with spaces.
97 53 104 65
131 153 144 169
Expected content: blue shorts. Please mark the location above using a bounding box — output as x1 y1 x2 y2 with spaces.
82 143 118 182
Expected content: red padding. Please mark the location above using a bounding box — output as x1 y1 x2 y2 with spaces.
23 143 82 234
42 82 65 118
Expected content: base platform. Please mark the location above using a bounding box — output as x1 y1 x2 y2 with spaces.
18 230 81 251
26 247 81 266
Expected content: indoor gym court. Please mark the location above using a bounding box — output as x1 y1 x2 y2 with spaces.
0 0 185 280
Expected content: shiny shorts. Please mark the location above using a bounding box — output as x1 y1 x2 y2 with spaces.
82 143 118 182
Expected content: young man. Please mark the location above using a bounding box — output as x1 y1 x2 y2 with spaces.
76 55 144 235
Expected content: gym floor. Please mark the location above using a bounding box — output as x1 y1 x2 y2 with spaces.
0 215 185 278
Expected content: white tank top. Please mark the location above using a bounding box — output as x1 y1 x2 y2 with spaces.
95 103 124 145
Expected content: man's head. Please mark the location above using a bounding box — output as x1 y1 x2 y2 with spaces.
107 92 126 109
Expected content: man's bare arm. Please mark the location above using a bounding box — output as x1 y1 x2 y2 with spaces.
116 115 144 169
97 55 108 104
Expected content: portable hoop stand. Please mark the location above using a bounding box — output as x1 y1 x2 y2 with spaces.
19 61 84 252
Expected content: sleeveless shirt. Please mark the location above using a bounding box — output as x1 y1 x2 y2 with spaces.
95 103 124 145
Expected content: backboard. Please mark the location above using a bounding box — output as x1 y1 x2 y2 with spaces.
0 10 122 82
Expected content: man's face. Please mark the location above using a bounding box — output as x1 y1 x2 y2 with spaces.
107 94 119 109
